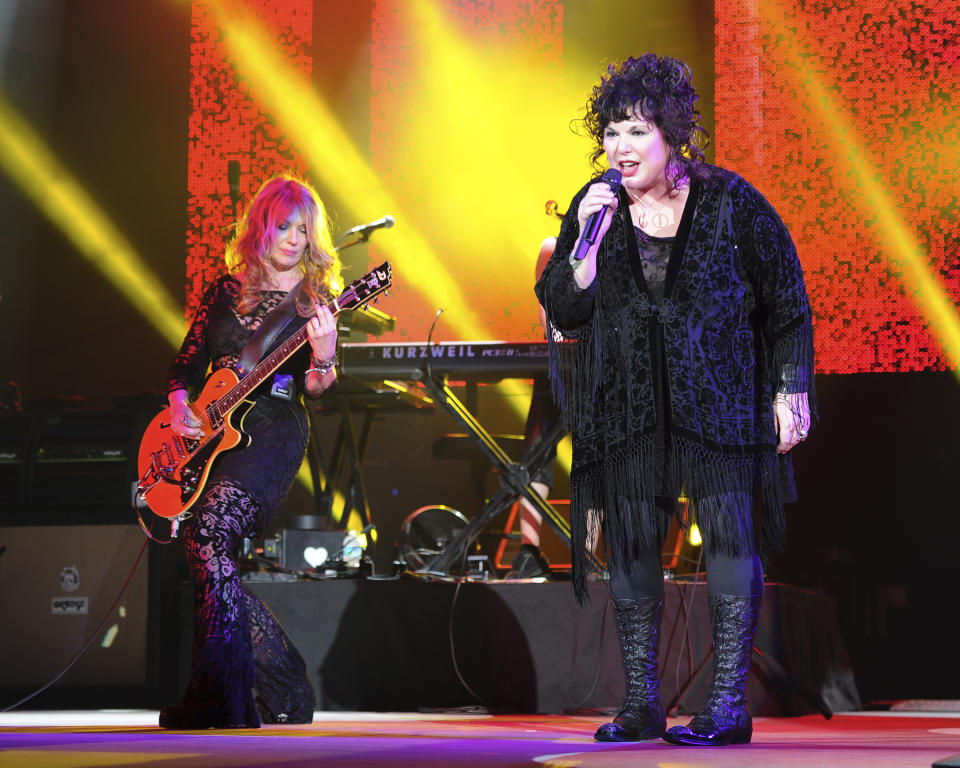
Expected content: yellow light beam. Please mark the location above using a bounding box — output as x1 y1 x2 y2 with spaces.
382 0 582 480
760 0 960 376
0 92 185 347
209 0 579 481
0 91 328 499
205 0 486 342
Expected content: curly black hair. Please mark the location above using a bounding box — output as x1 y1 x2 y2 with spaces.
582 54 710 188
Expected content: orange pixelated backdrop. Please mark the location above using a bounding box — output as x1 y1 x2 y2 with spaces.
186 0 313 318
715 0 959 373
186 1 958 372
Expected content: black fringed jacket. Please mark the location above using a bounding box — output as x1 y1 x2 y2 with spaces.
535 165 817 600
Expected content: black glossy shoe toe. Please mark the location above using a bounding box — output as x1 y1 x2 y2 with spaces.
594 701 666 743
594 718 665 742
594 720 635 742
662 716 751 746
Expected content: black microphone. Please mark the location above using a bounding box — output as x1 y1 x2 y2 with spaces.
569 168 622 262
344 215 395 237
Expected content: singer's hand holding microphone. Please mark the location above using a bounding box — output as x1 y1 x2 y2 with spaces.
570 169 622 287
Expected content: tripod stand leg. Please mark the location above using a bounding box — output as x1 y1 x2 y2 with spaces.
337 399 373 535
306 418 333 521
420 485 516 575
752 645 833 719
416 374 604 576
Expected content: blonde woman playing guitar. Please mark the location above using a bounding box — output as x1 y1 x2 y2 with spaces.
157 175 343 730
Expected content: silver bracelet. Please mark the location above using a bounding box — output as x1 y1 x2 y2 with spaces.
306 355 336 376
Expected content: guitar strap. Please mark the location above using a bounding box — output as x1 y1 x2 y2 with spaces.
236 279 305 377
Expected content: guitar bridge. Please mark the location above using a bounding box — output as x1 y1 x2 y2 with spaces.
139 444 184 496
137 463 177 500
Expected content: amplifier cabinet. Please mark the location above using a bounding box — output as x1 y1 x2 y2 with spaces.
0 524 149 688
0 412 33 507
28 409 145 507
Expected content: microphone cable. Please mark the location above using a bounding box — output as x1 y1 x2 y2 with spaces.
566 594 612 714
424 307 444 383
447 575 490 709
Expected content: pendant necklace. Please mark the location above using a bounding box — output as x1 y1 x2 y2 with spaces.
626 188 656 230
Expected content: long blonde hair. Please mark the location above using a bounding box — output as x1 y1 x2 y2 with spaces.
225 175 341 316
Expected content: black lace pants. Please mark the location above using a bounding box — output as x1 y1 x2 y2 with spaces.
180 481 315 726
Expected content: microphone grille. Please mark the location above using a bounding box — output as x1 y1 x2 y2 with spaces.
602 168 622 186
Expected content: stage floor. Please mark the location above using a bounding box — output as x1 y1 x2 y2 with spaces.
2 710 959 767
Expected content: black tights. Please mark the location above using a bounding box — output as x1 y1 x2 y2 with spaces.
609 548 763 601
608 494 764 602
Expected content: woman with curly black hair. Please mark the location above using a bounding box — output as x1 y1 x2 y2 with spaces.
535 54 816 746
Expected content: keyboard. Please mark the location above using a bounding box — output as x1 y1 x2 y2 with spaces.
339 341 548 382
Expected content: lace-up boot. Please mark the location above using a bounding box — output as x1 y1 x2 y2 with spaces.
594 595 666 742
663 593 762 746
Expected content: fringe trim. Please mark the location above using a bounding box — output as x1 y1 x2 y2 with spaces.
543 295 604 434
568 432 791 605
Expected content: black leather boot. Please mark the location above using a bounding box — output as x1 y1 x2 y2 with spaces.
594 595 666 742
663 593 762 746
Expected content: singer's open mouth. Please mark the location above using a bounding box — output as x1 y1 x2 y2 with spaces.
619 160 639 176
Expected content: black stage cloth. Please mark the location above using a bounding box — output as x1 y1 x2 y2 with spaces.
225 579 861 715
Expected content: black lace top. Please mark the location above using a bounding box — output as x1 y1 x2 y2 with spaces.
634 226 673 305
167 275 313 519
169 277 310 398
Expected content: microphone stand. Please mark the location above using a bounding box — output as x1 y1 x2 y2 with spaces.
334 230 374 252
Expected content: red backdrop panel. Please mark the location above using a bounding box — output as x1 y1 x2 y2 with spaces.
185 0 313 319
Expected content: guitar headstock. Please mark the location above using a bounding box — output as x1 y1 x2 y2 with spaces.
336 262 392 313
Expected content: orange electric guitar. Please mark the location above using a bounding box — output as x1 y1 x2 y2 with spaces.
136 262 391 519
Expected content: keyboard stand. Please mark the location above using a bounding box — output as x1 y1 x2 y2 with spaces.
308 379 434 544
416 374 603 576
309 395 376 532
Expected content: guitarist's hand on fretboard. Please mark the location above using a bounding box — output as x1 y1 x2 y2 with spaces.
307 301 338 361
169 388 204 440
304 301 339 398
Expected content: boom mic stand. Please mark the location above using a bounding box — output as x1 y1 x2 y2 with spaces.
417 374 603 576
